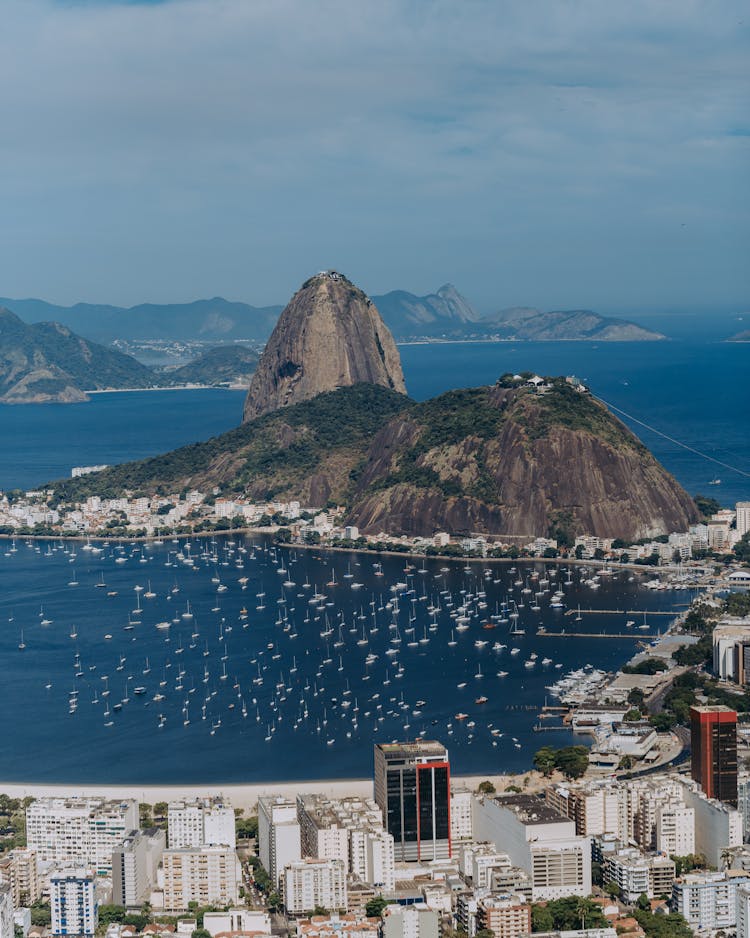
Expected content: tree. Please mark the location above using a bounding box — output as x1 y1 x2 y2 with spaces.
637 894 651 912
533 746 557 776
477 780 496 795
365 895 388 919
475 930 495 938
554 746 590 779
604 881 621 899
192 929 212 938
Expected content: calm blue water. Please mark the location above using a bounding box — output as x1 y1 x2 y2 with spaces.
0 340 746 505
0 390 244 492
0 538 687 783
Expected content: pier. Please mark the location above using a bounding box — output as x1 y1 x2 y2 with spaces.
536 630 655 639
564 608 677 617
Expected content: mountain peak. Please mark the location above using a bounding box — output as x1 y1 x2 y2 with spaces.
242 271 407 422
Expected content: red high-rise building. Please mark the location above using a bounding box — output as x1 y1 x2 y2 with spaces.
690 705 737 806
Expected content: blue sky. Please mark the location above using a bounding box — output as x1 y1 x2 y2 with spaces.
0 0 747 313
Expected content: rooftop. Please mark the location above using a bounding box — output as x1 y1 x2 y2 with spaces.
492 795 569 825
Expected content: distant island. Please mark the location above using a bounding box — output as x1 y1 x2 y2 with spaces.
0 306 259 404
2 284 665 348
729 328 750 342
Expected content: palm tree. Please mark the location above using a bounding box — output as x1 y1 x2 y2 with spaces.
576 897 589 931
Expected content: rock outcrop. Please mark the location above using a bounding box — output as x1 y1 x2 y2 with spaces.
62 378 700 543
242 271 406 421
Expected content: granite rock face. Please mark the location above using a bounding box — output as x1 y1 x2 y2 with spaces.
242 271 406 421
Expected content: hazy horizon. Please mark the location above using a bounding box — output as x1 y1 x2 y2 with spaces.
1 0 747 313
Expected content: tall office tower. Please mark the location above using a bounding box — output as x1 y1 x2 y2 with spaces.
691 706 738 806
374 741 451 861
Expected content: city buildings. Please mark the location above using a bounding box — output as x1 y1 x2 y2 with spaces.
474 795 591 900
671 870 750 932
373 741 451 862
112 829 165 908
0 885 12 938
0 848 40 906
690 705 738 806
257 796 302 888
49 869 98 937
167 799 235 849
282 859 347 916
27 798 139 876
475 894 531 938
380 904 439 938
296 794 395 890
162 846 239 911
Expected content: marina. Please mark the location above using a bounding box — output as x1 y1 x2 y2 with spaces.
0 535 692 784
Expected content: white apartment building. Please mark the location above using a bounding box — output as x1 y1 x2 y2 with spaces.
27 798 139 876
0 848 40 906
381 904 439 938
112 829 165 907
678 778 743 868
162 846 239 911
297 795 395 890
283 858 347 916
167 799 235 849
50 868 97 937
604 849 675 903
475 795 591 900
0 885 12 938
672 871 750 932
202 910 271 937
736 502 750 538
737 883 750 938
546 783 624 839
450 790 474 842
258 796 301 888
655 802 695 856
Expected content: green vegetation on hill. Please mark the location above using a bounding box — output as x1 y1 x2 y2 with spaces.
52 383 411 502
162 345 259 386
0 307 158 402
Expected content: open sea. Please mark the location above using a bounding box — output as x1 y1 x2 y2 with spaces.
0 337 747 782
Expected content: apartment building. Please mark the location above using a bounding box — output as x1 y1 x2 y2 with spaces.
162 846 239 911
283 859 347 917
49 869 97 937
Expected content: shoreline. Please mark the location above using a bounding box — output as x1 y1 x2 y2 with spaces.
0 771 554 812
0 531 695 576
83 385 247 395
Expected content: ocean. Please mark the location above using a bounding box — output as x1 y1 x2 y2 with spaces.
0 338 745 782
0 338 747 505
0 537 687 783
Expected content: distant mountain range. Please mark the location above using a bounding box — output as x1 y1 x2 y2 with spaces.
0 306 260 403
0 307 158 403
1 285 666 344
0 296 282 344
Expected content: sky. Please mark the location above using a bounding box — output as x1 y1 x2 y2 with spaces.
0 0 748 314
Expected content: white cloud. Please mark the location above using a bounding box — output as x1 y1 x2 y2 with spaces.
0 0 747 308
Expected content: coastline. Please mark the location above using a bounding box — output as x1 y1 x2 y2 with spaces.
0 771 552 812
83 385 247 394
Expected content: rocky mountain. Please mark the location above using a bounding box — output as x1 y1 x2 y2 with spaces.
481 307 665 341
161 345 259 386
56 378 699 542
0 307 158 403
372 283 482 338
0 296 282 344
242 271 407 422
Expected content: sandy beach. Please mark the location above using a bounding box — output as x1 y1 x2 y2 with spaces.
0 771 557 813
